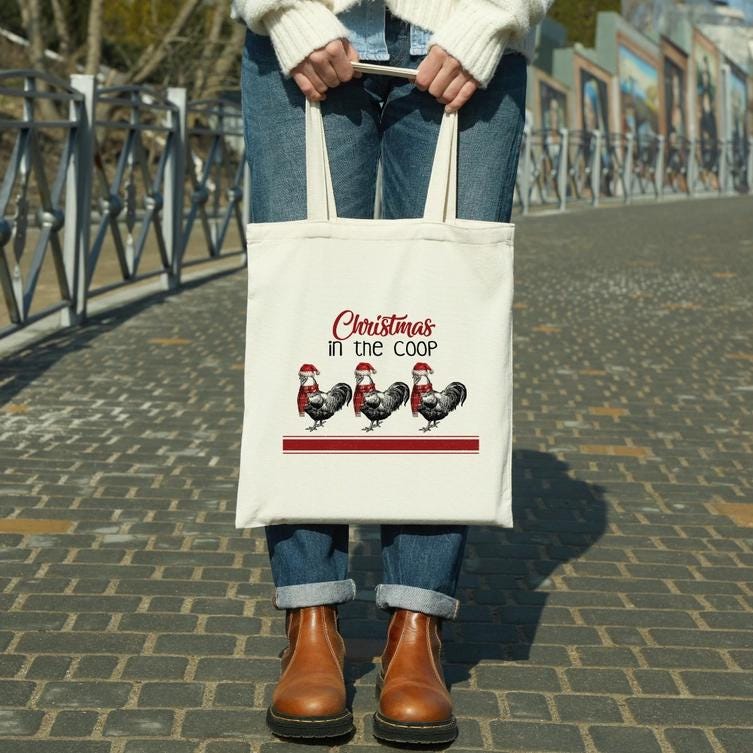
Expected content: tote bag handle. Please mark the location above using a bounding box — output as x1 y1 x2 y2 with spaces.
305 62 458 223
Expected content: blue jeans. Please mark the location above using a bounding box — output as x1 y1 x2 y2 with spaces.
240 12 526 620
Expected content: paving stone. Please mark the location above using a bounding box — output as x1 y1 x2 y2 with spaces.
204 743 255 753
0 708 45 735
504 692 551 720
0 680 35 705
49 710 99 737
0 655 25 677
122 657 188 680
664 727 716 753
476 666 561 692
681 671 753 698
633 669 679 695
565 669 632 695
0 743 110 753
123 742 196 753
26 655 73 679
555 694 623 722
713 728 753 753
588 725 662 753
153 634 237 655
103 709 174 736
181 709 267 738
640 647 727 669
37 681 132 708
138 682 205 707
628 698 753 726
490 720 585 752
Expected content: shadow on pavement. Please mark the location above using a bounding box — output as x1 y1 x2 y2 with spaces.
0 265 242 407
342 448 608 700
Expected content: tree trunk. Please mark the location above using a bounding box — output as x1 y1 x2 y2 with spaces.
194 0 227 98
50 0 72 66
85 0 104 75
201 22 245 100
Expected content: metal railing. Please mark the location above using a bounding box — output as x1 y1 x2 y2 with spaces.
2 68 752 341
517 126 752 213
0 71 249 340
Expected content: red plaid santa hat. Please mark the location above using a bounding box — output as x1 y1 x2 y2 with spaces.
299 364 320 379
412 362 433 378
354 362 377 377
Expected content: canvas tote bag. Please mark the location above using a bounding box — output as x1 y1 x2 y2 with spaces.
235 65 515 528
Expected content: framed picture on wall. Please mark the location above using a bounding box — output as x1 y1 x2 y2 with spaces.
616 33 662 140
573 53 613 135
727 61 748 145
691 28 721 173
661 38 689 149
532 69 570 133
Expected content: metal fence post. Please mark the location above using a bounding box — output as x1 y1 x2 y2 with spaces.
243 161 252 225
718 139 727 195
655 135 665 199
557 128 568 212
65 74 96 325
163 87 187 289
623 133 633 204
520 126 531 215
591 130 601 208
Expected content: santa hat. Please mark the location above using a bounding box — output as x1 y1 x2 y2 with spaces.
354 362 377 376
298 364 320 378
412 362 434 376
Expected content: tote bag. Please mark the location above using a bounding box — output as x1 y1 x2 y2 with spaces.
235 68 515 528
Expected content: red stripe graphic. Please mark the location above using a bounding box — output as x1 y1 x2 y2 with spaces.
282 436 479 453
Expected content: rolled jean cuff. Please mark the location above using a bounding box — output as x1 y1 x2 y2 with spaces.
272 578 356 609
375 584 460 620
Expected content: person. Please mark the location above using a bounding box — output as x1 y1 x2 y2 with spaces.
232 0 552 745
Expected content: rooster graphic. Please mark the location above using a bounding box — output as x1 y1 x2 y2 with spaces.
297 364 352 431
354 362 410 432
411 362 467 432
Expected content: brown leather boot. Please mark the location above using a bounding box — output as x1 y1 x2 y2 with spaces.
266 605 354 738
374 609 458 744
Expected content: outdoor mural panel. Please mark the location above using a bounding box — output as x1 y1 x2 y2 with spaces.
617 37 661 140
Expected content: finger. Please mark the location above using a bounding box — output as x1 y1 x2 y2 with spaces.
301 61 329 94
415 46 444 91
330 40 355 82
309 48 340 87
439 73 468 105
445 80 478 112
345 41 362 78
292 71 325 101
428 56 462 100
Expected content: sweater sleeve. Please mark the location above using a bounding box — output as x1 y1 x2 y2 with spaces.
231 0 351 75
428 0 554 88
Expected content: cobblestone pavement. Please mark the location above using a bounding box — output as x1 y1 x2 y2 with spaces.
1 196 752 753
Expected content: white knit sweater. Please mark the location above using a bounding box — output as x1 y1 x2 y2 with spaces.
231 0 552 88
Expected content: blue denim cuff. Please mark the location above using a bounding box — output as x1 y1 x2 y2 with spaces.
375 584 460 620
273 579 357 609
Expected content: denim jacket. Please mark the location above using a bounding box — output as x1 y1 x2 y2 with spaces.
339 0 431 60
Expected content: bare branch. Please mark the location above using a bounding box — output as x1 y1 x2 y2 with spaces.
130 0 204 84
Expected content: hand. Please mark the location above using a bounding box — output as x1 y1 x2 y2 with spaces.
291 38 362 102
415 45 479 113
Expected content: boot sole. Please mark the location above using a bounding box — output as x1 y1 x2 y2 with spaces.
373 711 458 744
373 675 458 744
266 706 354 739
